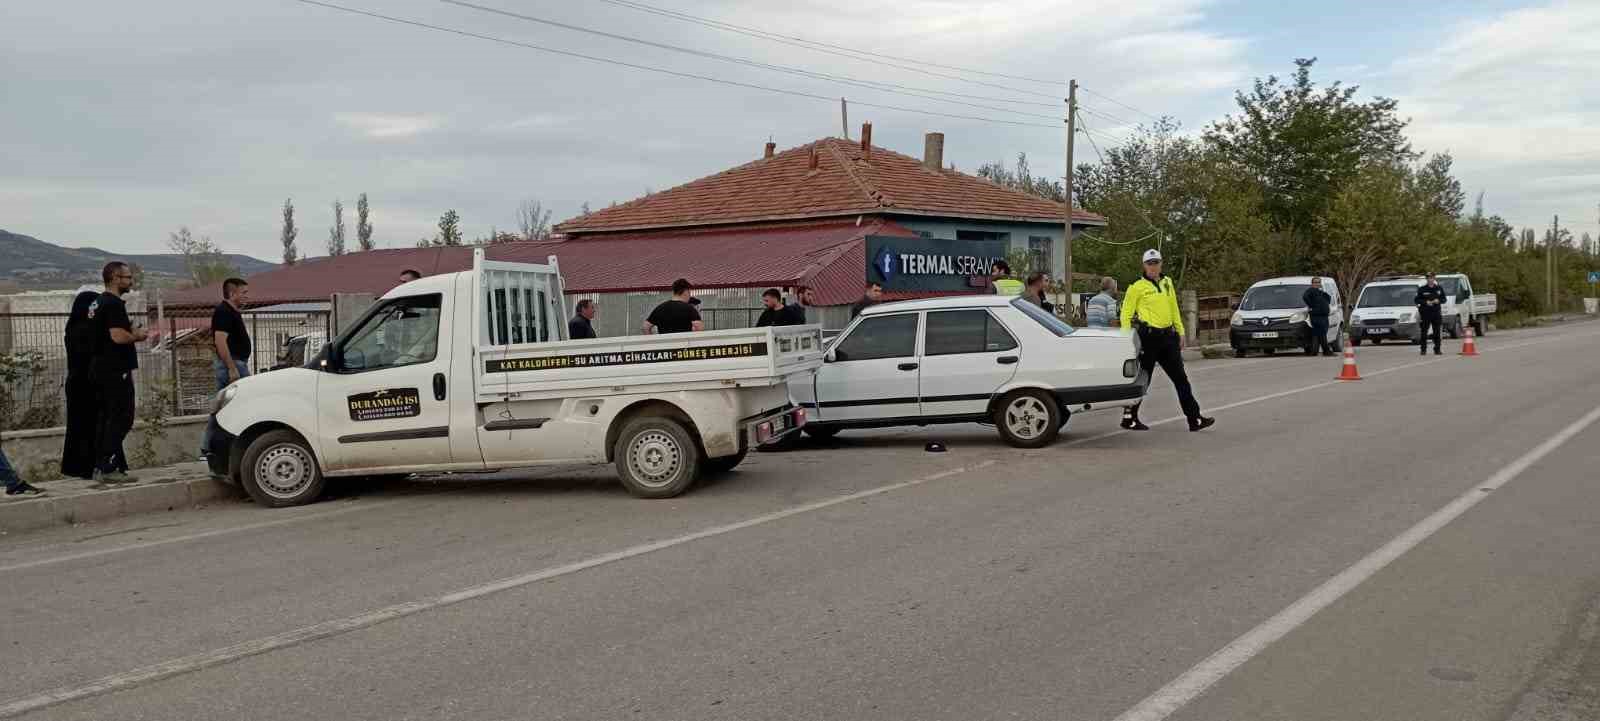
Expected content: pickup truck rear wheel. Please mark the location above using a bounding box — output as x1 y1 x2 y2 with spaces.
614 417 702 498
239 430 326 508
995 389 1061 448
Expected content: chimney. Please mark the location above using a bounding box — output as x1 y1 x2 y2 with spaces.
923 132 944 171
860 122 872 160
808 145 819 171
763 141 776 159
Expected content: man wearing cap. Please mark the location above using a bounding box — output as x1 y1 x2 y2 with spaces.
1118 249 1214 432
1414 272 1446 356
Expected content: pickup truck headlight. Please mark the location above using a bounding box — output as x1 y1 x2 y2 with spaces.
211 385 238 415
1349 314 1362 325
1230 312 1244 327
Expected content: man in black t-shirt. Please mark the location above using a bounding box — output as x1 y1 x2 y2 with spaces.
88 262 146 483
756 288 807 327
643 278 703 334
203 278 252 462
850 282 883 319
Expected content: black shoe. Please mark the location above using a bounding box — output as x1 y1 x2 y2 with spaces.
6 482 45 497
1322 351 1336 356
1434 348 1442 355
1120 415 1150 431
1189 416 1216 432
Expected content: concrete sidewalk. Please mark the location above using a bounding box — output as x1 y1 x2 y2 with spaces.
0 461 241 534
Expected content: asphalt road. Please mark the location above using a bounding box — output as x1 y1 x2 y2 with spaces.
3 321 1599 721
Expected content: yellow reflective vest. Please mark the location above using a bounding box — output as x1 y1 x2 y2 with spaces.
991 278 1024 296
1119 274 1184 335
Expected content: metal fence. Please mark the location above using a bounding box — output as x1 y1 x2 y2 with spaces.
0 309 330 431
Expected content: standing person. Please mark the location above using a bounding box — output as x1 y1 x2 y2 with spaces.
1302 276 1336 356
2 445 44 496
89 262 146 483
756 288 807 327
399 269 422 284
1086 277 1119 328
1118 249 1215 432
850 282 883 319
61 286 104 479
1023 272 1055 314
988 260 1023 295
643 279 703 334
1415 272 1446 356
568 299 598 339
202 278 251 461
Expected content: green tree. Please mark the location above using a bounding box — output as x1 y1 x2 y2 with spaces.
1205 57 1415 264
437 209 462 246
280 198 299 265
327 200 347 256
356 193 374 251
166 226 239 288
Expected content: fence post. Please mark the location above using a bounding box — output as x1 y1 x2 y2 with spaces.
168 313 180 415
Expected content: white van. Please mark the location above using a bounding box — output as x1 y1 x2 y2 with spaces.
1228 276 1344 357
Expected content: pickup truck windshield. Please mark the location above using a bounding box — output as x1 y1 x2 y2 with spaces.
1240 284 1312 311
1357 285 1420 308
1011 297 1075 336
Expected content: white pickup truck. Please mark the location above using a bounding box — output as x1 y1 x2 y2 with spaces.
1349 273 1497 345
207 250 821 506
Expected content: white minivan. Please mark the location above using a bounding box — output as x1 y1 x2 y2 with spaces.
1228 276 1344 357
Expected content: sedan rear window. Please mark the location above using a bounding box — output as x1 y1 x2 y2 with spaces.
1011 298 1075 337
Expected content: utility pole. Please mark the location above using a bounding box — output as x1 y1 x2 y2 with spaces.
1550 214 1559 311
1063 79 1077 315
841 98 849 139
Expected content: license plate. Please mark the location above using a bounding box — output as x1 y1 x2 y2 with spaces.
1367 327 1391 334
1251 332 1278 339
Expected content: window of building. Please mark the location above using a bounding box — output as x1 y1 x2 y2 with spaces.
1027 236 1054 273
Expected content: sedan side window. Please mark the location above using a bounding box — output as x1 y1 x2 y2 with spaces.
834 314 918 362
925 310 1018 355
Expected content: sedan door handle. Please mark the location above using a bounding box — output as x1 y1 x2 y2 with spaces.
433 372 447 401
897 362 919 371
997 355 1019 365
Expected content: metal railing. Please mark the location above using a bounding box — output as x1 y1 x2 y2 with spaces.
0 309 330 430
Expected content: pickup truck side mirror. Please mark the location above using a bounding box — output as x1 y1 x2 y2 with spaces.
343 347 366 371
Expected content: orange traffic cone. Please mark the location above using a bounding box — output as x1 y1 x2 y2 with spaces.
1460 323 1479 356
1336 334 1362 381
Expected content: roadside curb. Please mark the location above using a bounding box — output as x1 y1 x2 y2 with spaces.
0 476 245 535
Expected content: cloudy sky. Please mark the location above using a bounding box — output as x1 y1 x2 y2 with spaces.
3 0 1597 261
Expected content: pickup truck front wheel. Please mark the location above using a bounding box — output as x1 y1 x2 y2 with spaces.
614 417 702 499
240 429 326 507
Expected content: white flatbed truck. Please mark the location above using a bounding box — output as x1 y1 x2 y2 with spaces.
207 249 821 506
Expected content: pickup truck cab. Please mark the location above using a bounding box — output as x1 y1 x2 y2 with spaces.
1229 276 1344 356
789 296 1147 448
1349 274 1497 345
207 250 820 506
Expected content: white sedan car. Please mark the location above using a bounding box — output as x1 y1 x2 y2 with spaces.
790 296 1148 448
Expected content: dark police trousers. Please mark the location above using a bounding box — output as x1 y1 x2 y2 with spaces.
1307 317 1333 355
1418 314 1442 352
1130 326 1201 421
92 365 136 475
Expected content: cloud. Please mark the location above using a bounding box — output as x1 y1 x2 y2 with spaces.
334 113 443 139
1386 0 1600 231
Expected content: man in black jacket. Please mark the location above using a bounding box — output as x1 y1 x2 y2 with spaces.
850 282 883 319
755 288 806 327
568 299 598 339
1415 272 1447 355
1302 277 1335 356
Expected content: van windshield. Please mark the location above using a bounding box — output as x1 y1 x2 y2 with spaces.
1239 284 1312 311
1357 285 1419 308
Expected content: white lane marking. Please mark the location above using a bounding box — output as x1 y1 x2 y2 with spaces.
1109 401 1600 721
0 461 996 718
0 501 383 574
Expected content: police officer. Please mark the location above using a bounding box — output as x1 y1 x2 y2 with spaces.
1415 272 1446 355
1119 249 1215 432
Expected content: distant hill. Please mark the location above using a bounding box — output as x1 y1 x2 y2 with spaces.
0 229 277 292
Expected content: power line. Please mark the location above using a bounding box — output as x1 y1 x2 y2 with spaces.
586 0 1065 90
1077 105 1138 128
1078 86 1162 121
442 0 1064 121
294 0 1063 129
